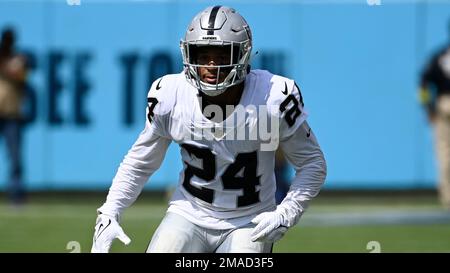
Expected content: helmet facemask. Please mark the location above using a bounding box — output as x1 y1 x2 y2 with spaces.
180 39 252 97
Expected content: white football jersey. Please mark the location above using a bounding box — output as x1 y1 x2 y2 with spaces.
99 70 326 230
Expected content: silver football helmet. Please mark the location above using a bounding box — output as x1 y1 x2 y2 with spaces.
180 6 253 96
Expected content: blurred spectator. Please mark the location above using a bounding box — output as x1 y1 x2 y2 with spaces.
0 26 27 205
419 20 450 210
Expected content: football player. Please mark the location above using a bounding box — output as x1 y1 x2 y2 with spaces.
91 6 327 253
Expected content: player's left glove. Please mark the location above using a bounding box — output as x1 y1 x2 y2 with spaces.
250 201 302 243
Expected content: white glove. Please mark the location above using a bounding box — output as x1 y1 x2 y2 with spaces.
250 202 302 243
91 213 131 253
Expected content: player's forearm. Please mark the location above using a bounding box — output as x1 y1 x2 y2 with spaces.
98 134 171 218
280 122 327 210
280 150 326 226
98 162 153 217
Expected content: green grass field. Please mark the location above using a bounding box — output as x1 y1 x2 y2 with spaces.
1 192 449 253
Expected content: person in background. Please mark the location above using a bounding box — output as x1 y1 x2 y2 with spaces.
419 20 450 210
0 26 27 205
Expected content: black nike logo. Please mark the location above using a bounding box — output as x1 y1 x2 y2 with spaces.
281 82 288 95
307 128 311 138
96 219 112 240
156 78 162 90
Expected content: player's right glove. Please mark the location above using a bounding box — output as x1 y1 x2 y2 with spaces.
91 213 131 253
250 211 288 242
250 200 302 243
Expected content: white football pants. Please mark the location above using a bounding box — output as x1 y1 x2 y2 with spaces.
146 212 273 253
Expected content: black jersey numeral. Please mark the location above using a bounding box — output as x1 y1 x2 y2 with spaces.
181 144 215 203
222 151 261 207
147 97 158 123
280 94 301 127
181 144 260 207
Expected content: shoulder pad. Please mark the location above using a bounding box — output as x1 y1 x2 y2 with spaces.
266 74 297 108
267 74 307 134
147 73 183 116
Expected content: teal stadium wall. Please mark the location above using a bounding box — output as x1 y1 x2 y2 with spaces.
0 0 449 190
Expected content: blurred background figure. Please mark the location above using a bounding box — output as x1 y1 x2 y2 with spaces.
418 19 450 210
0 26 27 205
